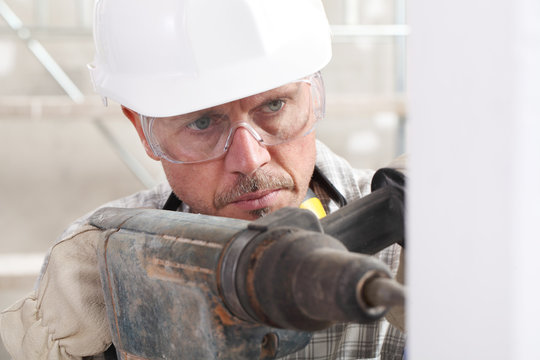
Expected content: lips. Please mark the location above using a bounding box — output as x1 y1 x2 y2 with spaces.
213 170 295 212
230 189 281 211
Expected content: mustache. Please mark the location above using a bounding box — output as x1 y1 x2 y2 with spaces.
214 170 294 210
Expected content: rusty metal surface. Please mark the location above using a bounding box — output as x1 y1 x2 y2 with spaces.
92 208 311 360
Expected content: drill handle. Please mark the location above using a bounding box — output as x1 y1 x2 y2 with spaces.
320 185 405 254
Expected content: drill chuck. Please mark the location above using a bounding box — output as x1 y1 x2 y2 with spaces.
219 224 401 331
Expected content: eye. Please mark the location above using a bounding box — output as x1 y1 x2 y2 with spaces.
187 116 211 130
262 100 285 113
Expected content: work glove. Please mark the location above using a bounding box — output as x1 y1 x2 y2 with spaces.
0 225 111 359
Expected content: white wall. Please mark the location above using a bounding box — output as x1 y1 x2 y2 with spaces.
407 0 540 358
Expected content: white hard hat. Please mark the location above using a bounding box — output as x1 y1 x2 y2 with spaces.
88 0 333 118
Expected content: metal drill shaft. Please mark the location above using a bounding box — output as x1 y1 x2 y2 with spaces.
360 277 405 309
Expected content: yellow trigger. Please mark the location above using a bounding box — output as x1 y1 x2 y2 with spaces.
300 189 326 219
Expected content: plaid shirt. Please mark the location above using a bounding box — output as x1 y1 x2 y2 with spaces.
61 140 405 360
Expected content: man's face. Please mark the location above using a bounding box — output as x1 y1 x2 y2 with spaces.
126 84 318 221
163 130 316 220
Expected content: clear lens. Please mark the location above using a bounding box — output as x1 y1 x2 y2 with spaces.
141 73 323 164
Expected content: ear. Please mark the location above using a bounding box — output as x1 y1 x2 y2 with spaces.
122 106 160 161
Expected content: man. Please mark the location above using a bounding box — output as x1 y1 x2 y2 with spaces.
0 0 405 359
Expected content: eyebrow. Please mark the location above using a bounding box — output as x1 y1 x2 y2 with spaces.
243 82 303 107
167 82 304 121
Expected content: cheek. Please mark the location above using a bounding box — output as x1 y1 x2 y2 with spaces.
296 139 317 187
272 135 317 197
161 162 221 214
288 134 316 169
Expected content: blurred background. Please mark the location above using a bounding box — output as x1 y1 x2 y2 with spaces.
0 0 407 357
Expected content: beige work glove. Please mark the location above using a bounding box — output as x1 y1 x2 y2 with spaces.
0 225 111 359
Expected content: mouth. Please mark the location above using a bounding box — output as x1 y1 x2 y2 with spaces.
229 189 282 211
214 169 295 214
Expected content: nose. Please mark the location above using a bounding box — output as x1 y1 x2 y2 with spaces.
223 125 271 176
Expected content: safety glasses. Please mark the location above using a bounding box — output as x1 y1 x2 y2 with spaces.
140 72 325 164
